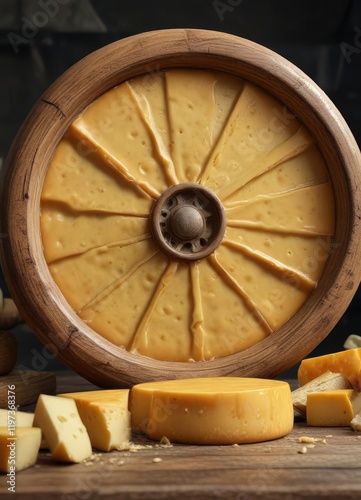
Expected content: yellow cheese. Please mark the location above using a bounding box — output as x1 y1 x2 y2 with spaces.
306 389 361 426
291 371 352 416
33 394 92 463
129 377 293 444
0 426 41 473
58 390 130 451
298 348 361 391
0 409 34 427
41 69 335 362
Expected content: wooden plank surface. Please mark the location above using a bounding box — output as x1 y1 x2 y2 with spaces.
1 372 361 499
0 370 56 407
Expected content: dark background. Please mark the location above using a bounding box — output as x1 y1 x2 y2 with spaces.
0 0 360 378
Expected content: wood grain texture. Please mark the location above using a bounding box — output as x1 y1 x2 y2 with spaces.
0 371 56 407
0 372 361 499
0 29 360 387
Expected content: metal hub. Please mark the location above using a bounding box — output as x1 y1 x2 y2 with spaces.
150 183 226 261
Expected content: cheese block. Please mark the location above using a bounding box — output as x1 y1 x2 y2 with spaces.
41 68 335 363
291 371 352 416
298 348 361 390
33 394 92 463
0 426 41 473
0 409 34 427
129 377 293 444
58 390 130 451
307 389 361 426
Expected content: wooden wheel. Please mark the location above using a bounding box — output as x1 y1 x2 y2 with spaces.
1 29 360 387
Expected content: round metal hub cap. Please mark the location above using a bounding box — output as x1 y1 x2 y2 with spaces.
150 183 226 261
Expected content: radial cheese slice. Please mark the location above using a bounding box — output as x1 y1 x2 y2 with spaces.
298 348 361 391
58 390 130 452
0 426 41 473
33 394 92 463
307 389 361 427
129 377 293 444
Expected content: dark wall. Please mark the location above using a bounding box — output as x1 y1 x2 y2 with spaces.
0 0 360 377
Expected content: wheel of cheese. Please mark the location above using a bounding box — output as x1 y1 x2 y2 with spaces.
0 30 360 387
129 377 294 444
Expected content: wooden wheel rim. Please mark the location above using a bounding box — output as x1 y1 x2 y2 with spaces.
1 29 360 387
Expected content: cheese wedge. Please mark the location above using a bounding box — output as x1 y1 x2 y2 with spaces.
33 394 92 463
298 348 361 390
129 377 293 444
58 390 130 451
0 426 41 473
291 371 352 416
307 389 361 426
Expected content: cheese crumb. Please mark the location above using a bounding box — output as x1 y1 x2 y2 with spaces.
299 436 327 444
159 436 173 447
298 446 307 454
152 457 162 463
117 442 153 452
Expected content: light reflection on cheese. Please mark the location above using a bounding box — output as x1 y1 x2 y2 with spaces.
40 69 335 362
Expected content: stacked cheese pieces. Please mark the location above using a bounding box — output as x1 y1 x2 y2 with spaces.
0 389 131 472
293 347 361 429
0 411 41 473
0 377 294 472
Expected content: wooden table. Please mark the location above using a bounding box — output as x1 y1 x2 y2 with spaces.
1 372 361 499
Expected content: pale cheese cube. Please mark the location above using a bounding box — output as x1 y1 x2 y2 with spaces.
0 426 41 473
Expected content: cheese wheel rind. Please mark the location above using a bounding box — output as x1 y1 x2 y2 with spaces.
129 377 293 444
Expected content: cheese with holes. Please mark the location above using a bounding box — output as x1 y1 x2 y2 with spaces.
40 68 335 363
298 348 361 390
307 389 361 426
129 377 293 444
58 390 130 451
33 394 92 463
0 426 41 472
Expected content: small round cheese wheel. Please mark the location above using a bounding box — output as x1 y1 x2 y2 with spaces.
129 377 293 444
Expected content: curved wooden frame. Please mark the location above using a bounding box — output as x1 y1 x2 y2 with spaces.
1 29 361 387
